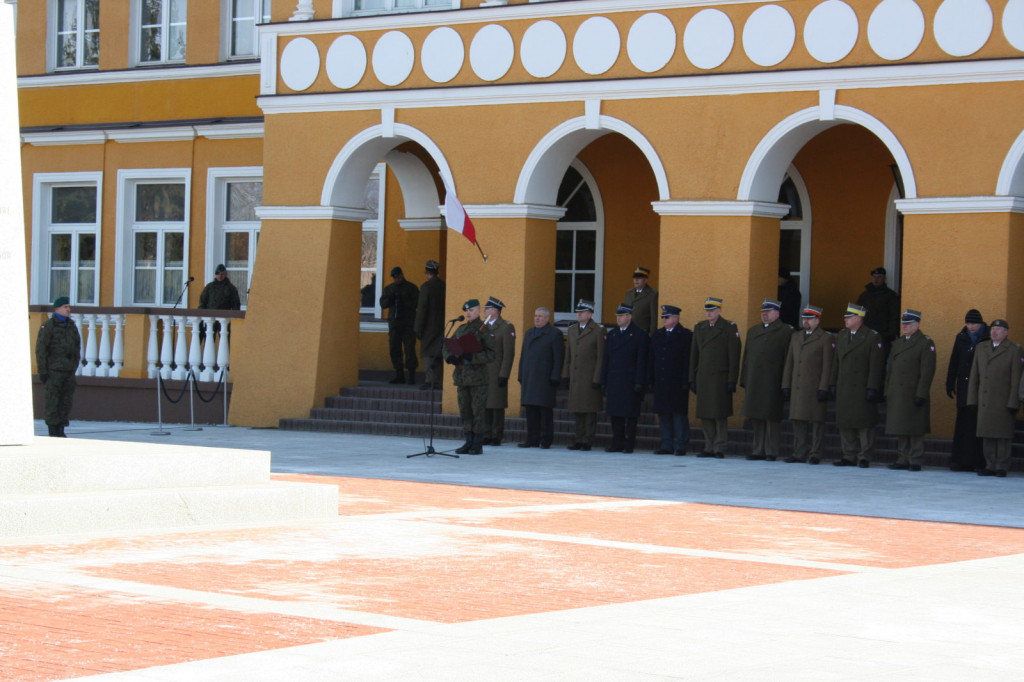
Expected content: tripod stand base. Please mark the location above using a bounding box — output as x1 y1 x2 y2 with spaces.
407 445 459 458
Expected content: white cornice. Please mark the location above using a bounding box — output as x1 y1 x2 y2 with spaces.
108 127 196 143
258 58 1024 115
896 196 1024 215
17 62 260 89
451 203 566 220
21 122 264 146
256 205 371 221
194 122 265 139
20 131 106 146
652 200 791 218
399 218 444 231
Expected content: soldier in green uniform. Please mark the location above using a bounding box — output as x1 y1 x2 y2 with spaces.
482 296 516 446
781 305 834 464
443 299 496 455
198 264 241 310
623 266 659 337
564 299 606 451
832 303 885 467
885 310 937 471
415 260 446 390
379 266 420 384
740 299 793 461
689 297 741 458
35 297 82 438
967 319 1023 477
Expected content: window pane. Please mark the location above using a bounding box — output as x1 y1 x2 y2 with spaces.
169 0 187 23
224 232 249 268
51 270 71 302
361 231 377 270
226 182 261 221
78 233 96 267
141 0 162 26
363 176 380 220
84 30 100 65
77 269 96 304
168 25 187 60
57 0 77 32
574 273 595 303
778 177 802 220
563 183 596 222
51 233 72 267
575 230 596 270
556 167 582 207
77 233 96 304
134 232 157 303
261 0 271 21
136 184 185 221
355 0 386 9
85 0 99 29
394 0 418 7
554 273 572 314
134 232 157 266
779 229 801 274
52 186 97 223
57 34 77 68
164 231 184 267
555 230 573 270
140 27 161 61
233 0 254 19
232 19 254 55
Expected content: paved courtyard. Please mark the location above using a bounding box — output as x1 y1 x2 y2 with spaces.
1 421 1022 680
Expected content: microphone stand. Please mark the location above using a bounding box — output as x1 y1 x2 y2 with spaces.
172 277 194 309
408 318 461 458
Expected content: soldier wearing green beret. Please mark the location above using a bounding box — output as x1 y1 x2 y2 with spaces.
443 299 496 455
35 297 81 438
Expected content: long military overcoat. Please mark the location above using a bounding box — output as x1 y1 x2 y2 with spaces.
518 323 564 407
740 319 792 421
832 327 885 429
602 322 648 417
443 318 495 387
946 324 989 408
884 330 937 436
688 319 741 420
485 317 516 409
648 325 692 414
414 275 446 362
782 327 835 422
967 340 1024 439
624 286 659 336
564 321 606 413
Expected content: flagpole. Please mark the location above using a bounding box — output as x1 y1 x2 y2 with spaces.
475 240 488 263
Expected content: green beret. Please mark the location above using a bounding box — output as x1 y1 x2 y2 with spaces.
53 296 70 308
463 299 480 310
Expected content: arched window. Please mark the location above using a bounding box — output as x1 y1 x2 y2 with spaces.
554 160 604 323
778 166 811 304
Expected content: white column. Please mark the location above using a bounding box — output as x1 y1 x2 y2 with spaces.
290 0 314 21
81 314 98 377
158 315 173 380
147 315 160 379
171 315 189 380
200 317 216 382
70 312 86 376
111 314 125 378
216 316 231 379
187 316 203 378
96 314 112 377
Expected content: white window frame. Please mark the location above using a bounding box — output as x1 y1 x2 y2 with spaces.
114 168 192 306
361 162 386 318
221 0 270 61
779 164 812 308
335 0 458 18
30 171 103 306
131 0 187 66
206 166 262 309
554 159 604 324
47 0 99 72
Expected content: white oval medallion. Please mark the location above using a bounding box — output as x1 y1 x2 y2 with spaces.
372 31 415 87
1005 0 1024 51
573 16 621 75
521 20 566 78
743 5 796 67
470 24 515 82
684 9 735 70
422 27 464 83
280 37 320 92
868 0 925 61
326 35 366 90
934 0 993 57
804 0 859 63
627 13 676 73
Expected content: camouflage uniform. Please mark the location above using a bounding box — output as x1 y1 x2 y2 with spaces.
35 314 82 433
443 318 496 438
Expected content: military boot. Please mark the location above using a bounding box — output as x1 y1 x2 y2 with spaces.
389 371 405 384
47 424 58 437
468 433 484 455
57 425 67 438
455 432 473 454
407 369 416 385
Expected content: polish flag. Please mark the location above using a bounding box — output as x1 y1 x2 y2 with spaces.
444 184 477 246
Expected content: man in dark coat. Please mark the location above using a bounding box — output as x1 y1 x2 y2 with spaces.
967 319 1023 477
856 266 900 345
623 266 659 337
781 305 834 464
414 259 446 390
601 303 648 453
379 266 419 384
689 297 741 458
442 299 496 455
885 309 937 471
777 268 802 328
564 299 606 451
832 303 885 467
648 305 692 455
517 307 564 449
36 297 81 438
199 264 242 311
945 309 988 471
483 296 516 446
740 299 793 461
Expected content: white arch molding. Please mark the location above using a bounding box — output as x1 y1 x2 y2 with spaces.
996 128 1024 197
738 104 917 202
515 114 670 206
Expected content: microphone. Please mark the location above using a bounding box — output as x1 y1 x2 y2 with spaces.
172 276 195 309
187 276 195 283
449 315 465 323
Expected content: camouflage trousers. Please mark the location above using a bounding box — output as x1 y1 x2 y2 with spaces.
45 371 76 426
485 408 506 441
457 384 488 434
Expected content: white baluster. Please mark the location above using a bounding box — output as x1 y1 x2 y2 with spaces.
147 315 160 379
187 316 203 379
172 315 188 380
200 316 216 382
82 314 98 377
159 314 173 380
111 314 125 378
216 316 230 380
96 314 112 377
70 313 85 376
290 0 314 21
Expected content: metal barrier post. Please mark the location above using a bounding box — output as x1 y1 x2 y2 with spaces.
151 374 170 436
217 367 230 427
184 370 202 431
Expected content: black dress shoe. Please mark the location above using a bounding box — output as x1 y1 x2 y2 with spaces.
996 470 1008 478
653 449 673 455
696 452 714 458
481 438 494 446
714 453 725 459
766 456 777 462
833 459 854 467
540 444 551 450
746 454 767 461
622 448 634 454
808 457 820 465
567 442 582 451
518 442 537 448
909 464 921 472
674 449 688 456
857 459 870 468
888 462 910 470
579 444 592 451
783 457 804 464
604 445 623 453
977 469 996 477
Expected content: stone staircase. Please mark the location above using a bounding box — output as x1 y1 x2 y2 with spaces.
279 382 1024 470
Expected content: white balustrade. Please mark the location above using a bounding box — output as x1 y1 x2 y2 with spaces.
96 314 112 377
147 315 160 378
158 315 174 380
200 318 217 382
215 316 230 381
172 316 189 380
110 314 125 377
81 314 98 377
291 0 314 21
188 317 203 380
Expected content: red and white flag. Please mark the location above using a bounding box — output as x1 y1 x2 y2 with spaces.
443 183 477 246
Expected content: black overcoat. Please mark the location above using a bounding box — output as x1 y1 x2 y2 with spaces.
648 325 691 414
518 324 564 407
602 323 648 417
946 324 989 408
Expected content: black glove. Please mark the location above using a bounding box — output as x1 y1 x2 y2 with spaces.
914 396 926 407
444 354 461 366
592 382 602 390
817 389 829 403
39 373 49 384
497 377 508 388
727 382 736 393
946 382 955 399
866 388 879 402
550 378 561 388
781 387 791 401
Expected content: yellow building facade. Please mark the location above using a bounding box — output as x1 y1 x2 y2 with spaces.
17 0 1024 434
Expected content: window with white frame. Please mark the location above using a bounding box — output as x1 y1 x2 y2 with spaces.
360 163 385 316
207 168 262 307
137 0 187 64
340 0 456 17
554 161 604 323
116 170 191 306
52 0 99 70
32 173 102 306
224 0 270 59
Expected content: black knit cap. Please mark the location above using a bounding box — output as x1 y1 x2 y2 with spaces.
964 309 984 324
